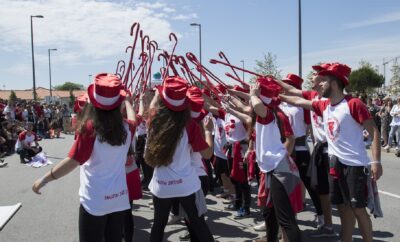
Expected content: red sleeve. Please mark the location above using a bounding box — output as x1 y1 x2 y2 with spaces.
276 110 294 137
217 108 226 119
303 109 311 125
18 131 26 141
346 96 372 125
68 122 96 165
302 90 313 100
312 100 329 117
186 119 209 152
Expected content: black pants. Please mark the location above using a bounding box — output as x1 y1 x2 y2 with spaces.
79 205 125 242
294 150 322 215
231 178 251 210
151 193 214 242
16 147 42 163
203 157 215 192
263 176 302 242
123 201 134 242
136 135 153 187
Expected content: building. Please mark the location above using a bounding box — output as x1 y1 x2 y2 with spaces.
0 87 86 104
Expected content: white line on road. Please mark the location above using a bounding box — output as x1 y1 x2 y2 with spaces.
379 190 400 199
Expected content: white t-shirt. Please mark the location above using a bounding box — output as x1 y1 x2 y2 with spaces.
213 114 227 159
302 91 327 143
68 120 137 216
312 96 372 166
15 131 37 150
191 151 207 176
390 104 400 126
135 120 147 137
224 112 248 143
3 105 15 120
255 110 293 173
279 102 309 138
149 119 208 198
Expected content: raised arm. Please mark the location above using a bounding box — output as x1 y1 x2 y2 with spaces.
275 79 303 97
249 83 268 118
279 94 313 110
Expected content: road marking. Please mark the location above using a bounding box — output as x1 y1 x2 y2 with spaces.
379 190 400 199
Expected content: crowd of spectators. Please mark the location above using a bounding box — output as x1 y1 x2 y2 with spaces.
0 98 73 167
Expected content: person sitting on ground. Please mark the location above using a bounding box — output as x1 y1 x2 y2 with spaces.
15 122 42 163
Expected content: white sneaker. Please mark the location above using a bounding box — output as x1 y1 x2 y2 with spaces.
254 222 266 231
0 161 7 168
383 145 391 152
167 215 182 225
314 214 324 229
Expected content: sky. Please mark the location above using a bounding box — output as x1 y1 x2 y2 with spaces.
0 0 400 90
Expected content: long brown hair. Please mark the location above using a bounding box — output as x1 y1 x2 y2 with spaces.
145 100 190 167
76 103 127 146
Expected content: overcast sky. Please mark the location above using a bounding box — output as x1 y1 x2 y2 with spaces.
0 0 399 90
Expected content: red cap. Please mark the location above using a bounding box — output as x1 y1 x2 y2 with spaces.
187 86 204 113
156 76 189 111
282 74 303 90
318 63 351 86
87 73 126 110
73 93 88 114
256 76 282 105
312 63 332 72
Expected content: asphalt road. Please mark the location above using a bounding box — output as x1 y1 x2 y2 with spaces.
0 134 399 242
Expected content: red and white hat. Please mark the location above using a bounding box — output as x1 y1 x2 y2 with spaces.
156 76 189 111
318 63 351 86
73 93 89 114
187 86 208 121
87 73 126 110
256 76 282 105
282 74 303 90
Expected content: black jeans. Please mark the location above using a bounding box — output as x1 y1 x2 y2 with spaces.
263 176 302 242
150 193 214 242
16 147 42 163
79 205 125 242
123 202 134 242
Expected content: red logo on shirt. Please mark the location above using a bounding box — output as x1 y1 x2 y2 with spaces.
327 117 340 141
312 112 321 128
224 119 236 137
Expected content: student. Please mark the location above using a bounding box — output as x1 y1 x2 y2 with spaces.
32 73 138 242
145 76 215 242
280 63 383 242
15 122 42 163
250 77 303 242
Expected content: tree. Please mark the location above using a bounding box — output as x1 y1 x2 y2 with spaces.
348 61 384 94
252 52 282 83
302 70 314 91
9 90 17 101
54 82 84 91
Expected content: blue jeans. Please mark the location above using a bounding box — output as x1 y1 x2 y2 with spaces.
388 125 400 147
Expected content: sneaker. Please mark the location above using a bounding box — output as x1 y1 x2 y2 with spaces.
383 145 391 152
224 203 239 211
216 192 230 199
253 222 266 231
314 214 324 229
0 161 7 168
309 225 336 238
179 231 190 241
167 215 181 225
234 207 250 218
222 195 235 204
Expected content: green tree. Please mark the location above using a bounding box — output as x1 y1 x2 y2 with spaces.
9 90 17 101
54 82 84 91
348 61 384 94
252 52 282 83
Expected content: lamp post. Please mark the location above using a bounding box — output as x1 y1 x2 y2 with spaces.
48 48 57 97
88 74 93 84
298 0 302 78
190 23 202 80
30 15 44 101
240 60 245 82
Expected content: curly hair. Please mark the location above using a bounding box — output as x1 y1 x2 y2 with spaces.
145 101 190 167
76 103 127 146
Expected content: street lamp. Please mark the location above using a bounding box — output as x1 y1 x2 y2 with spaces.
30 15 44 101
190 23 202 80
298 0 302 78
240 60 245 82
88 74 93 84
48 48 57 97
